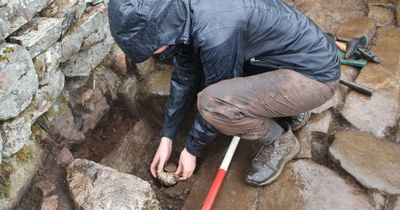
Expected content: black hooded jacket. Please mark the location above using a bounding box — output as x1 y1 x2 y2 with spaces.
109 0 340 156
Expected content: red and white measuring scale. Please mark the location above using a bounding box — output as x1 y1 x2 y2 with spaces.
201 136 241 210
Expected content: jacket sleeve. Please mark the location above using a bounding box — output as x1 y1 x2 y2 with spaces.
185 27 246 157
160 46 202 141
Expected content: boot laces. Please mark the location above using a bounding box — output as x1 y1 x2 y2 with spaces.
253 141 292 169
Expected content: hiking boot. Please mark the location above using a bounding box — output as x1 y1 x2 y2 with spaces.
245 123 300 186
275 112 310 132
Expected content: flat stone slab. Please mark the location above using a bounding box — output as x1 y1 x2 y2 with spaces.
368 4 395 26
330 130 400 194
336 16 377 41
182 139 258 210
67 159 160 210
259 160 373 210
10 17 63 58
294 0 367 33
341 29 400 138
0 43 38 121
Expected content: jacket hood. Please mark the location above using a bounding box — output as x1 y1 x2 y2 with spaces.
108 0 191 63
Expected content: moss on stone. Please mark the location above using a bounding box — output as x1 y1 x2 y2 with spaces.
16 145 33 164
65 18 86 36
0 162 15 199
45 95 68 121
3 47 15 54
0 55 8 62
31 122 47 143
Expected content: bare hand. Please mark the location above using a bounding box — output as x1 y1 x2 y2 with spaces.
175 148 197 180
150 137 172 178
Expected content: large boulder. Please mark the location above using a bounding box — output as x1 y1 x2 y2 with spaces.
67 159 160 210
0 43 38 121
329 130 400 194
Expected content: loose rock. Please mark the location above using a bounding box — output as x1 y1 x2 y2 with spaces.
40 195 58 210
330 130 400 194
157 171 179 187
56 147 74 166
67 159 160 209
371 192 385 210
35 180 56 197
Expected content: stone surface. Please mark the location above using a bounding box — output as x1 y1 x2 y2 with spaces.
46 96 85 142
10 17 63 58
368 5 395 26
341 29 400 138
134 56 156 80
259 160 373 210
35 180 56 197
119 77 140 116
371 192 385 210
0 0 53 40
56 147 74 166
109 44 127 75
1 45 64 157
100 120 154 173
183 139 258 210
60 5 114 77
40 195 58 210
0 43 38 121
67 159 160 209
396 0 400 25
66 66 120 138
294 0 367 33
336 17 377 41
40 0 86 35
330 130 400 194
394 197 400 210
341 65 360 81
0 139 43 210
137 69 173 125
295 110 332 159
311 86 345 113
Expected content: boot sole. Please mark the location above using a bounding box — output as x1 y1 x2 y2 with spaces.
245 137 301 187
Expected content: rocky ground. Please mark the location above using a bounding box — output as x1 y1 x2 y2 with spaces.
1 0 400 209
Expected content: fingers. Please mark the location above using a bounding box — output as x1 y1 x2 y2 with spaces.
150 155 159 178
179 167 193 181
175 162 183 176
157 159 165 174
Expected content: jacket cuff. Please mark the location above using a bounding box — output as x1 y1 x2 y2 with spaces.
160 128 178 141
185 140 202 157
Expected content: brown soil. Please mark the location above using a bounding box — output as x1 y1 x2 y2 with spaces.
16 102 197 210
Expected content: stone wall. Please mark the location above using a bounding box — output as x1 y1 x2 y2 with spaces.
0 0 124 207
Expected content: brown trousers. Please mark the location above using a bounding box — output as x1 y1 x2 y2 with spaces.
197 69 338 140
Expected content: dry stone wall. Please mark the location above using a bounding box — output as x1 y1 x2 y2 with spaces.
0 0 121 207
